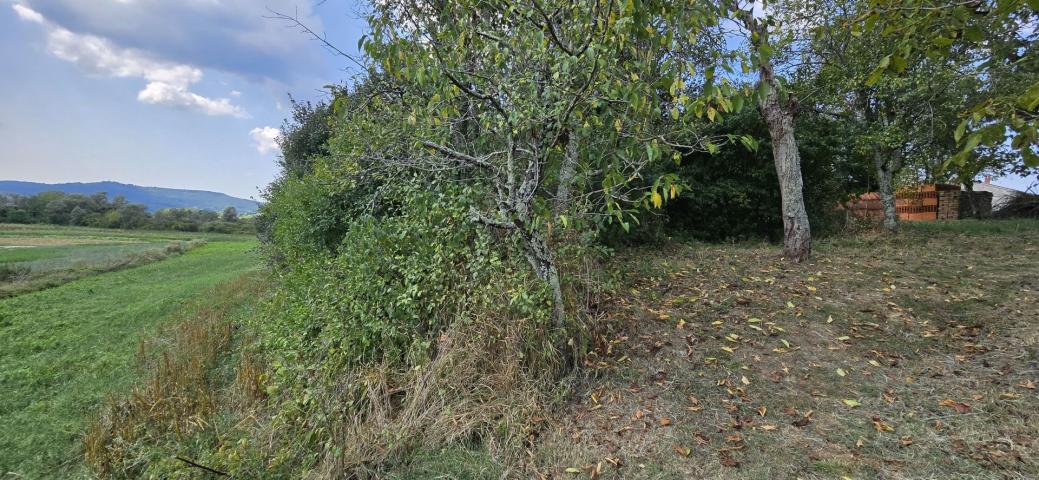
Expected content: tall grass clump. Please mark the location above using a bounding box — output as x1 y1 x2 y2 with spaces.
83 273 265 477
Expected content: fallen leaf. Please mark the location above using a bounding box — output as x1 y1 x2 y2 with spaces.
741 376 751 385
757 406 767 417
1017 379 1036 390
673 444 691 457
842 399 861 408
719 456 740 468
760 424 778 431
565 467 582 474
871 416 894 432
938 399 971 414
836 368 847 377
900 436 914 446
658 417 673 427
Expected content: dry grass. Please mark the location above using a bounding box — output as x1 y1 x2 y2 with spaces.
295 291 564 479
83 272 266 477
533 222 1039 479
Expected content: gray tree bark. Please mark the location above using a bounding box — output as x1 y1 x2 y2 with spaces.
873 147 903 232
962 181 979 218
759 77 812 262
555 137 579 216
740 9 811 263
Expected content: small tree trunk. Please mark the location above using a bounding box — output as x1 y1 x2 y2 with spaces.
873 148 899 232
555 138 579 216
519 226 567 331
760 89 811 262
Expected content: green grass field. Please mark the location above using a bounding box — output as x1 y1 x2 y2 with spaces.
0 233 260 478
0 224 254 297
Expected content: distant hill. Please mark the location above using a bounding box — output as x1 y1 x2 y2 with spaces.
0 181 259 213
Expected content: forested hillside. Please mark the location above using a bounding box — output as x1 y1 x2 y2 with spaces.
0 180 259 213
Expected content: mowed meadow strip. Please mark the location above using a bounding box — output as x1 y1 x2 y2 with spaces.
0 240 259 478
0 239 208 298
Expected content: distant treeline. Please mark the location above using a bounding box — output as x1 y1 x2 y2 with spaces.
0 191 254 233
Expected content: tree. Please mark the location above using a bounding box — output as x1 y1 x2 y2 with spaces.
809 0 981 231
861 0 1038 167
221 206 239 222
278 95 335 179
360 0 727 331
724 0 813 260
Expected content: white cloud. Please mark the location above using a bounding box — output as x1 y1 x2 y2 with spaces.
249 126 280 155
12 3 245 118
12 4 44 23
20 0 331 82
138 82 246 117
229 90 241 97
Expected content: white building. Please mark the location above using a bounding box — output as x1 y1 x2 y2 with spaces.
969 176 1028 210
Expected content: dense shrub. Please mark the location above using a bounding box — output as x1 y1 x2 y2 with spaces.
606 110 866 244
995 192 1039 218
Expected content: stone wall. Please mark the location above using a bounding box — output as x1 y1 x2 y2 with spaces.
938 191 960 220
938 190 993 219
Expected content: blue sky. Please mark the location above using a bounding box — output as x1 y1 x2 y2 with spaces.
1 0 367 199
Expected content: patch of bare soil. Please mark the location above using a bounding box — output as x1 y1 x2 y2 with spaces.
535 229 1039 479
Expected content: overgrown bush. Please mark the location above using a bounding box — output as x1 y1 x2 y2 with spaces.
995 192 1039 218
606 110 862 244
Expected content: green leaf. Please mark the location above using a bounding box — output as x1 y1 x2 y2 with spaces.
739 135 758 152
865 66 885 86
1023 148 1039 167
889 55 907 73
963 25 984 43
954 119 968 142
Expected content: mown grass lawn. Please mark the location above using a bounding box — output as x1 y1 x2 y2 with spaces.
0 240 260 478
535 220 1039 479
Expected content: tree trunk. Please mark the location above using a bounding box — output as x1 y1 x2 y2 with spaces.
760 87 812 262
555 138 579 216
872 147 901 232
741 9 811 262
518 225 567 331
